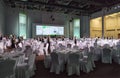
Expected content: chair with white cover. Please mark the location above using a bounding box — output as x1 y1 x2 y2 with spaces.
113 45 120 64
102 48 112 63
89 47 96 68
0 42 4 53
14 57 27 78
83 47 89 56
24 46 33 57
44 54 51 68
67 53 80 76
103 44 110 48
0 48 3 54
80 52 94 73
26 54 36 78
50 52 64 74
73 45 79 50
44 43 51 69
0 59 16 78
93 46 102 61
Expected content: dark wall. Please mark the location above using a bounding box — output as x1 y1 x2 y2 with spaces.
5 8 19 36
5 7 82 38
3 2 120 38
80 16 90 38
0 0 5 34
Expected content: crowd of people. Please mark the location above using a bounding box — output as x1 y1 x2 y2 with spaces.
0 34 24 51
0 34 67 54
0 34 120 55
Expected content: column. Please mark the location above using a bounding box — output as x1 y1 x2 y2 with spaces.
102 10 105 38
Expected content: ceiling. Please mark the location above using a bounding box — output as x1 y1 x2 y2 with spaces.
3 0 120 16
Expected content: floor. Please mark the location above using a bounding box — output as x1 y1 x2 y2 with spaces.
31 55 120 78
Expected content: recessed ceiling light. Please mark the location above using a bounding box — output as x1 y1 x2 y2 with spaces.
21 0 28 1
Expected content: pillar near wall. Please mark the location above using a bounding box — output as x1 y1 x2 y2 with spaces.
102 9 105 38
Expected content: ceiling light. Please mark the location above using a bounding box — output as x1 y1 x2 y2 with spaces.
21 0 28 1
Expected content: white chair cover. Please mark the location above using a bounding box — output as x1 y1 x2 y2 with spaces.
102 48 112 63
80 52 94 73
113 45 120 64
0 59 16 78
67 53 80 76
26 54 36 78
50 52 64 74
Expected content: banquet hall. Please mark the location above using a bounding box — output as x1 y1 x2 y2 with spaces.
1 0 120 78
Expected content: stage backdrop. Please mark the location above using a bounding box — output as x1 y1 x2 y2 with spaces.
32 24 64 37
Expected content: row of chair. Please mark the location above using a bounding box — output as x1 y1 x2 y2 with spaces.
44 47 96 76
44 45 120 76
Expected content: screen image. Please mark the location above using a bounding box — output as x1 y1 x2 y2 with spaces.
36 25 64 35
